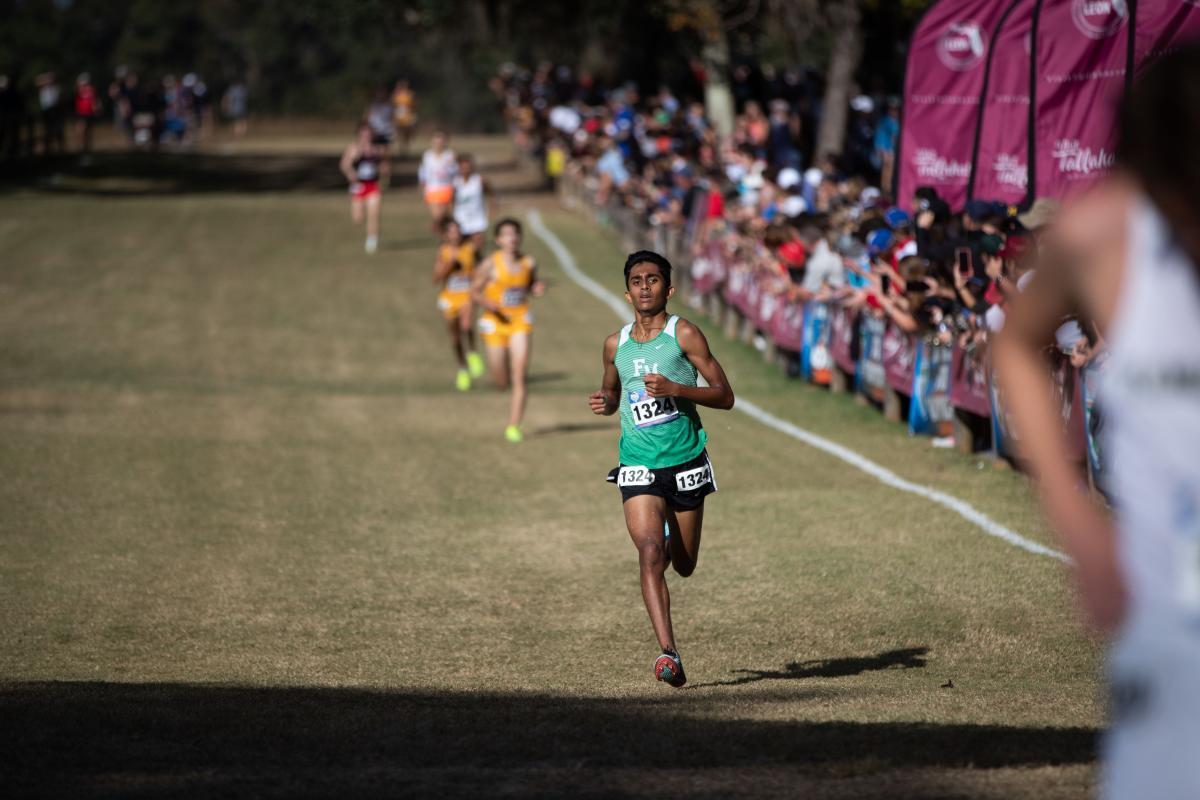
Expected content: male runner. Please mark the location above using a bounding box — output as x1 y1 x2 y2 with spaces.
470 218 545 442
432 217 485 390
588 250 735 687
452 153 493 252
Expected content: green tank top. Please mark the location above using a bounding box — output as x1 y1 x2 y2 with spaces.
614 315 707 468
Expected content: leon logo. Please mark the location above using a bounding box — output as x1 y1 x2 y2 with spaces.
937 22 986 71
1071 0 1128 39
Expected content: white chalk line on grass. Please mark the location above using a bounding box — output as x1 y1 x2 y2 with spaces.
526 208 1071 565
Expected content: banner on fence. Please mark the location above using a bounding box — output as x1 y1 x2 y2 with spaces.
1079 351 1108 492
800 302 833 385
950 341 992 417
831 305 858 376
909 341 954 435
858 315 887 401
771 298 805 352
883 323 917 395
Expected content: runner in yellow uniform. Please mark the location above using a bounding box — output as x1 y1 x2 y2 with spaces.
432 217 485 390
470 218 545 442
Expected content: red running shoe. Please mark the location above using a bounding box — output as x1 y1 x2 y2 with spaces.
654 649 686 687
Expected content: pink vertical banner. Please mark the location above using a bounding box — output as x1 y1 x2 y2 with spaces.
1032 0 1130 202
898 0 1016 211
971 0 1036 205
1133 0 1200 70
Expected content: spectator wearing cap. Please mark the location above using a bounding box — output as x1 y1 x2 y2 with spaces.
1017 197 1060 236
595 134 631 204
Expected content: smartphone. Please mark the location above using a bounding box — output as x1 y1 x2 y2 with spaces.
955 247 973 277
880 274 891 294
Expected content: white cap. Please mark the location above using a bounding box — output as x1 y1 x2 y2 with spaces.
850 95 874 113
896 239 918 260
860 186 881 204
780 195 808 217
776 167 801 190
804 167 824 187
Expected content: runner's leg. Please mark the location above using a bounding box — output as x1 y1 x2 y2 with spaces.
365 193 381 241
445 316 466 368
485 343 510 389
351 197 364 225
507 331 531 428
666 503 703 577
624 494 676 651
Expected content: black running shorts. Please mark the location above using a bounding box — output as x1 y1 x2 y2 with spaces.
606 449 717 511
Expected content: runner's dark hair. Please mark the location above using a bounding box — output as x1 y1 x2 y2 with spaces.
494 217 522 237
1118 45 1200 277
624 250 672 288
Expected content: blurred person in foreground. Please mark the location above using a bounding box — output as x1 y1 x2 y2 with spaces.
419 130 457 233
339 121 389 253
994 48 1200 799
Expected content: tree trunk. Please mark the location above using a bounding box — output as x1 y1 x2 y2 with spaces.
816 0 862 160
702 33 735 140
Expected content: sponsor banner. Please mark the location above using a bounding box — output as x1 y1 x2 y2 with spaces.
909 341 954 435
830 304 858 376
1133 0 1200 71
857 314 887 401
743 270 762 320
771 297 806 352
1052 362 1089 464
989 367 1019 460
690 241 726 295
755 280 782 331
972 0 1036 206
799 302 833 385
882 323 917 395
1033 0 1129 201
899 0 1017 210
950 341 992 417
722 263 750 314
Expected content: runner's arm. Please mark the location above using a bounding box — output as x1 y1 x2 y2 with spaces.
643 320 734 410
469 258 508 322
588 334 621 415
528 259 546 297
432 248 452 284
993 245 1123 632
339 145 357 184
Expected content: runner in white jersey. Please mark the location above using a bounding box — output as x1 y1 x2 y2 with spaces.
995 49 1200 799
419 130 457 233
452 153 492 251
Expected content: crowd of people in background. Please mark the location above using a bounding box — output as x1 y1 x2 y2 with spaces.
0 66 251 159
491 61 1099 448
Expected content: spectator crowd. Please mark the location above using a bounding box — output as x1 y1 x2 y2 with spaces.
491 61 1102 454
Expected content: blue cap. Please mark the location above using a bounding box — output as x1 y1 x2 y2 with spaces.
964 198 1003 221
866 228 894 255
884 207 910 229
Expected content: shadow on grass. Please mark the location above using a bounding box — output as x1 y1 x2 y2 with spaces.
532 420 613 436
689 647 930 689
0 151 415 196
0 680 1097 797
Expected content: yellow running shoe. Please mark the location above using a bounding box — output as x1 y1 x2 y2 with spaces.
455 369 471 392
504 424 523 443
466 351 484 379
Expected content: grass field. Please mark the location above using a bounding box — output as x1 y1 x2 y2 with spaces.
0 135 1105 798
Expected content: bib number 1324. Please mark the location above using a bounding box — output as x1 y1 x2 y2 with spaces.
628 389 679 429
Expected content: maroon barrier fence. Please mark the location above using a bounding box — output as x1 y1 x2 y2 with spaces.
830 304 858 375
950 342 992 417
883 324 917 395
